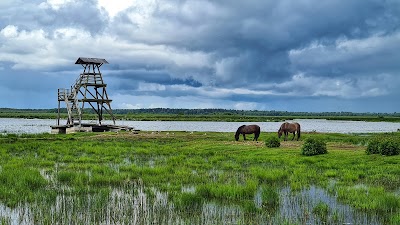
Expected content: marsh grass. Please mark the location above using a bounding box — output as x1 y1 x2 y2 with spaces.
0 131 399 224
337 185 400 213
312 201 329 221
0 166 47 207
260 186 279 209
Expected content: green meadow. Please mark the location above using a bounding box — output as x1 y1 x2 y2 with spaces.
0 131 399 224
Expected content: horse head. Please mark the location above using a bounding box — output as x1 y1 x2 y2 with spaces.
278 127 282 138
235 125 245 141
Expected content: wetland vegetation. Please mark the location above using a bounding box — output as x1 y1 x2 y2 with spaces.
0 131 399 224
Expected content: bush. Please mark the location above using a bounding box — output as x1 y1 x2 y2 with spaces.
379 138 400 156
366 138 400 156
265 136 280 148
366 138 381 154
301 137 327 156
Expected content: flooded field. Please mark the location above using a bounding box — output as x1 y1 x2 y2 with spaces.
0 121 399 224
0 183 387 225
1 118 399 134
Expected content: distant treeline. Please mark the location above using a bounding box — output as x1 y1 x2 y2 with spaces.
1 107 400 122
1 107 399 117
110 108 400 117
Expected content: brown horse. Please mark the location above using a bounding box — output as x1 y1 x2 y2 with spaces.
235 125 260 141
278 122 301 141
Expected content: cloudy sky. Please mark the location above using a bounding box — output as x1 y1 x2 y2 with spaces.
0 0 399 112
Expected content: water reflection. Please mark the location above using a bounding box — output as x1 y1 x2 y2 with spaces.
0 118 399 134
280 186 382 224
0 184 386 225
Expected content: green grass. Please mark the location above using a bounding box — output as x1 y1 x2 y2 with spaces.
0 131 399 223
0 165 47 207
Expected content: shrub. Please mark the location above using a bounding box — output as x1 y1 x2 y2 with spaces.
379 138 400 156
366 137 400 156
366 138 381 155
265 136 280 148
301 137 327 156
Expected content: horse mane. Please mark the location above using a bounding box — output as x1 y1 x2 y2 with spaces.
236 125 246 134
278 122 288 133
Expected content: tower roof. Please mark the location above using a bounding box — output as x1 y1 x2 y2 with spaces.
75 57 109 65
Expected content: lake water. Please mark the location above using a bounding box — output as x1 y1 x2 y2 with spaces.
0 118 399 134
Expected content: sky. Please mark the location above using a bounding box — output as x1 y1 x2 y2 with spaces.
0 0 399 113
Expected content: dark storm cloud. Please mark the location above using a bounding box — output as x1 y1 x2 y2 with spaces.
127 0 381 51
108 69 202 93
109 0 397 87
102 0 400 111
1 0 400 112
289 30 400 67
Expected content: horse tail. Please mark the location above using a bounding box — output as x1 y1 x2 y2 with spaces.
255 125 261 140
297 123 301 140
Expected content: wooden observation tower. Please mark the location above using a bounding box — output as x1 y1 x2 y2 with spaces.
52 57 133 133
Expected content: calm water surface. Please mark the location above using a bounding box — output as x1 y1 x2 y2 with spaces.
0 118 399 134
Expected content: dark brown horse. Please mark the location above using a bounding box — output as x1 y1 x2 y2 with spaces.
278 122 301 141
235 125 260 141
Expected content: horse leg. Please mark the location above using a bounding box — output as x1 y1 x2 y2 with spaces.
243 134 246 140
291 132 295 141
253 132 259 141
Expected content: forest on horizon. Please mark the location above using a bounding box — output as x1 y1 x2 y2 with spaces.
0 107 400 116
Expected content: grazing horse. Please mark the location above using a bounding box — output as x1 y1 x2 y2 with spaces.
235 125 260 141
278 122 301 141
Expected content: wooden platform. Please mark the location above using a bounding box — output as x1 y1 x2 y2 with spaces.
51 123 138 134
